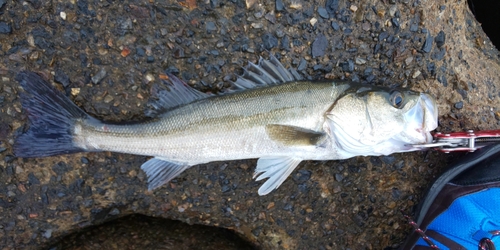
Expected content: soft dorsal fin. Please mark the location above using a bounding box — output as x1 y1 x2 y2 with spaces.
253 156 302 195
232 54 303 90
145 73 211 117
266 124 327 146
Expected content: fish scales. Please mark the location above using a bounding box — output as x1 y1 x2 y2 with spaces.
76 81 350 164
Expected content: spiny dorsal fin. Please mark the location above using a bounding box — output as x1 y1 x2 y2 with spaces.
266 124 326 146
145 73 211 117
231 54 303 90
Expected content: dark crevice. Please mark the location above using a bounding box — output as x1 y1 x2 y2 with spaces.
468 0 500 50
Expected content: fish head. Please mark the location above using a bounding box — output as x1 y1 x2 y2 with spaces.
325 86 438 156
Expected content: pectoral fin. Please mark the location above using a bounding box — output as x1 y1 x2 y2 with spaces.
266 124 326 146
253 156 302 195
140 157 190 190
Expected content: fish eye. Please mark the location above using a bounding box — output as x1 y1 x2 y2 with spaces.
390 91 404 108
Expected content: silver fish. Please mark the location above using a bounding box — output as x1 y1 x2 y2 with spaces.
14 56 438 195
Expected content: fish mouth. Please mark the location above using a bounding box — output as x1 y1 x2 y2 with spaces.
399 93 438 151
415 93 438 142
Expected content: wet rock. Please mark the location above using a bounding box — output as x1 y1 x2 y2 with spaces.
341 59 354 72
379 31 389 41
91 68 107 84
293 169 311 183
318 7 328 19
80 157 89 164
173 47 185 58
109 208 120 216
391 17 400 28
262 33 278 50
43 229 53 239
297 58 307 71
52 161 72 175
331 21 340 31
334 173 343 182
325 0 339 16
432 48 446 60
438 74 448 87
392 188 402 199
54 69 70 87
355 57 367 65
206 21 217 33
0 22 12 34
275 0 284 12
4 155 15 163
281 35 290 51
312 34 328 58
435 30 446 48
421 32 433 53
118 17 133 31
28 173 40 185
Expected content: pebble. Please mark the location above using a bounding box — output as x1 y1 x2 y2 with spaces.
312 34 328 58
253 10 264 18
262 33 278 50
297 58 307 71
318 7 329 19
265 12 276 23
310 17 317 26
80 157 89 164
421 32 433 53
275 0 284 12
389 5 397 16
109 208 120 216
412 70 421 78
404 56 413 65
0 22 12 34
341 59 354 72
103 95 114 103
15 166 24 174
331 21 340 31
251 22 263 29
454 101 463 109
432 48 446 60
335 173 343 182
362 22 370 31
43 229 53 239
355 57 367 65
204 21 217 33
54 69 71 87
71 88 80 96
435 31 446 48
91 68 107 84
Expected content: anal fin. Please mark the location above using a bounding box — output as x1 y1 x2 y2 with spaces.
253 156 302 195
266 124 326 146
140 157 190 190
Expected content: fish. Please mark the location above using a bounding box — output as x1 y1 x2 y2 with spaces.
13 56 438 195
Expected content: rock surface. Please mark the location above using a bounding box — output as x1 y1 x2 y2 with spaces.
0 0 499 249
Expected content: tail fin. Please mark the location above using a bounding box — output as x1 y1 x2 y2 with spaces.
14 71 90 157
